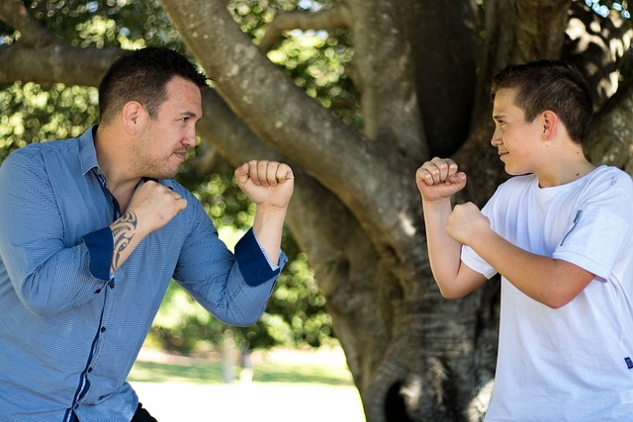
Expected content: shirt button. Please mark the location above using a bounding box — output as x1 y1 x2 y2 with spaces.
95 288 101 294
109 281 115 289
88 367 93 373
100 327 106 333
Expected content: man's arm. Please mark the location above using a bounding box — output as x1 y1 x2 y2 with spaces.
416 158 487 298
172 160 293 326
109 180 187 273
235 160 294 266
447 202 594 308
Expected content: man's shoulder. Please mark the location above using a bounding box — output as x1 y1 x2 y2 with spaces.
6 137 80 161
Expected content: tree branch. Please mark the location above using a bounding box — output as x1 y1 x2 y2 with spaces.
344 0 427 161
258 5 350 52
0 43 123 86
0 0 50 46
196 91 382 308
405 0 479 157
160 0 422 268
0 0 124 86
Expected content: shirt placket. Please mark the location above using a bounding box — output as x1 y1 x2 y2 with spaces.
69 170 121 414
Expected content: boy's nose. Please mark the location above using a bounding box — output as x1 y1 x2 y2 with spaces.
490 130 502 146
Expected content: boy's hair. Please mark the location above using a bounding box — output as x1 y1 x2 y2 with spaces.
98 47 208 125
491 60 593 144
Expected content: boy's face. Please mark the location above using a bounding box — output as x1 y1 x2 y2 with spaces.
491 88 543 176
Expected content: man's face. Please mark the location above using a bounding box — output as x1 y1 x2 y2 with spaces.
134 76 202 179
491 88 543 176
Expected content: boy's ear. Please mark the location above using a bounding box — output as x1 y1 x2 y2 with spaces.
540 110 558 139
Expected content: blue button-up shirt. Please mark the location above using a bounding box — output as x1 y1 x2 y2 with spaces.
0 126 286 421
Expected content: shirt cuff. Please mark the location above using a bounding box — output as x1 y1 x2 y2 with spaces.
82 227 113 281
235 229 285 287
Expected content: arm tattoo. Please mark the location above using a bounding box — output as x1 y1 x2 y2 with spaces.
111 211 138 272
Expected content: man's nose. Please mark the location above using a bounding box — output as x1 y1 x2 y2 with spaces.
183 126 197 148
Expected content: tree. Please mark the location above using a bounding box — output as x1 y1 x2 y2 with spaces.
1 0 632 420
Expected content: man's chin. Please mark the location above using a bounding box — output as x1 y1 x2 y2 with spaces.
147 169 179 180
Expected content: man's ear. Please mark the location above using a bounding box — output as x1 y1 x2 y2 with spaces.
122 101 146 135
540 110 558 140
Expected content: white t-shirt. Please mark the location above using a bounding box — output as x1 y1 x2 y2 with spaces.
462 165 633 421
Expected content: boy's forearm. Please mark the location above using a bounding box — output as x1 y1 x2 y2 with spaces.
422 198 464 296
467 228 593 308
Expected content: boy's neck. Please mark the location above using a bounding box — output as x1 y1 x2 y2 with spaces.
536 157 596 188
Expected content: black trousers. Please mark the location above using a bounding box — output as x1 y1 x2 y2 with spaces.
74 403 158 422
130 403 158 422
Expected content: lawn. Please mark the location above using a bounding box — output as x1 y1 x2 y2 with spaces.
127 347 366 421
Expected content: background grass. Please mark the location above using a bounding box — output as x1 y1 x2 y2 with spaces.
128 357 355 386
127 347 366 422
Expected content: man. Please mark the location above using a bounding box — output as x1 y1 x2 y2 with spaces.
0 47 294 421
416 60 633 420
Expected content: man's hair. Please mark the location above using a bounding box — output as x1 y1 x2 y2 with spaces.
490 60 593 144
98 46 208 125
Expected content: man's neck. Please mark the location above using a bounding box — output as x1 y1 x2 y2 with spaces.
94 125 141 211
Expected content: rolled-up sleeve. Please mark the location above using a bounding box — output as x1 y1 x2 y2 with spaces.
82 227 114 281
234 228 284 286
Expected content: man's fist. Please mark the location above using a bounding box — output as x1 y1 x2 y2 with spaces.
235 160 294 210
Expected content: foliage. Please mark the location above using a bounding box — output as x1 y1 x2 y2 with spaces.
0 82 99 160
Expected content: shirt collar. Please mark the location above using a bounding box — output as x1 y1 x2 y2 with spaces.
78 125 100 176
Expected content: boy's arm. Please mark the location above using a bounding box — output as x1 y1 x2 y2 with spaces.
416 158 487 298
447 202 595 308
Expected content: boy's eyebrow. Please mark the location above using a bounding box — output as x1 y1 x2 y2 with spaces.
180 110 202 120
492 114 505 121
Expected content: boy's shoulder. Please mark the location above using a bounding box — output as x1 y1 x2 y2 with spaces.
584 165 633 192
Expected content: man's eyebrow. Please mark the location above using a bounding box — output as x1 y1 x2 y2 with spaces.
492 114 505 121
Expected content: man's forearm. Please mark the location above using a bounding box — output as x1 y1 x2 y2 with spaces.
110 211 144 273
252 206 287 266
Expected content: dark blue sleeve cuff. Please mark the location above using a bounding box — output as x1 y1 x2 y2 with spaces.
235 229 281 287
82 227 113 281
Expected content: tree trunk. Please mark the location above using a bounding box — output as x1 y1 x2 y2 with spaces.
1 0 632 420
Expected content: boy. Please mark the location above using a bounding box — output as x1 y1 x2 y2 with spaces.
416 60 633 420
